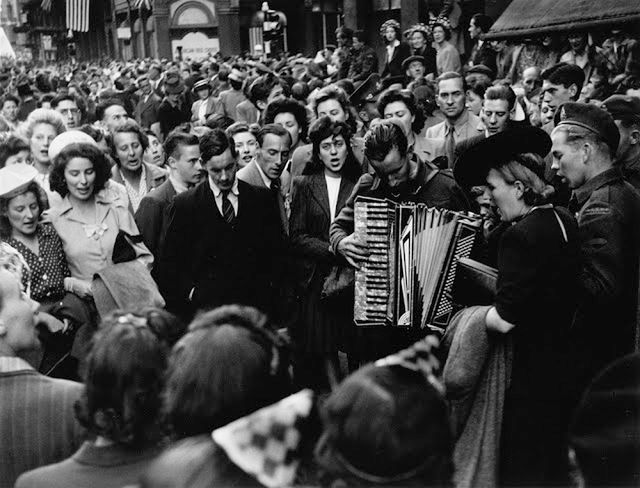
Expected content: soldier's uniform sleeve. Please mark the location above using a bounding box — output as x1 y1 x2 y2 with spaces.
577 193 625 305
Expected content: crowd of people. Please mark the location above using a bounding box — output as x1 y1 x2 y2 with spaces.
0 5 639 488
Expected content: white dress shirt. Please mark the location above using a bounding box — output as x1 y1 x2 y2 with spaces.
208 176 239 216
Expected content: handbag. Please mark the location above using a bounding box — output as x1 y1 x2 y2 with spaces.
320 265 355 301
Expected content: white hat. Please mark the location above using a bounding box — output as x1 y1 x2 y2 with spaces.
0 164 39 199
48 130 99 161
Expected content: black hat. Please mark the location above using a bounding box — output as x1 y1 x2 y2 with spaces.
454 126 552 189
602 94 640 125
569 353 640 487
554 101 620 155
349 73 381 108
402 55 427 71
467 64 495 79
380 75 405 91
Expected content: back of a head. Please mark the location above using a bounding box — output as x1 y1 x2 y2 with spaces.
164 305 291 439
570 353 640 487
364 120 408 162
75 310 172 448
318 363 452 485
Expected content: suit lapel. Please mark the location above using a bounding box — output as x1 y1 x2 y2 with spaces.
309 173 331 220
337 176 354 215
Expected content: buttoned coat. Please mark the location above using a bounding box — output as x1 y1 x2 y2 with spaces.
156 179 284 321
134 178 177 260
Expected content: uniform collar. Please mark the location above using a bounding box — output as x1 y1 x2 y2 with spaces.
572 167 623 209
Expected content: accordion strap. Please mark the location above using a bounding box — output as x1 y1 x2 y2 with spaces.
552 209 568 244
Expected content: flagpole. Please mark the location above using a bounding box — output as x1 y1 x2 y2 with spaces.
111 0 119 59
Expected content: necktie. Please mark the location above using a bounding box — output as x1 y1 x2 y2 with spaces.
444 124 456 169
221 190 235 225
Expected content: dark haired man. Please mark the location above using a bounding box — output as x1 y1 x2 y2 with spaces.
51 94 83 129
134 75 162 136
329 120 468 363
96 99 129 134
157 129 284 321
235 74 289 125
466 14 496 74
330 120 468 269
135 132 202 259
540 63 585 132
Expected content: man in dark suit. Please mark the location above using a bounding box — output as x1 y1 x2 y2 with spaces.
134 75 162 136
135 131 203 260
237 123 291 234
157 129 284 321
0 268 84 488
466 14 496 74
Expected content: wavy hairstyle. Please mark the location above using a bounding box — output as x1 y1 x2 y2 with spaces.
263 97 309 143
163 305 292 439
49 143 112 198
494 153 556 206
306 115 362 181
74 309 177 447
377 89 426 135
0 182 47 240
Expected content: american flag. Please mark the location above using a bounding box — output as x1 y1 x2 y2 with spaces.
41 0 52 12
66 0 89 32
134 0 153 9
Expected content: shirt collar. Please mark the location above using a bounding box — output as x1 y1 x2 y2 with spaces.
254 161 272 189
0 356 33 373
447 110 470 133
208 176 239 197
572 167 624 209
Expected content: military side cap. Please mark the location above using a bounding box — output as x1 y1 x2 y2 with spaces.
454 126 551 189
0 164 38 199
349 73 381 108
554 101 620 154
602 94 640 124
402 55 427 71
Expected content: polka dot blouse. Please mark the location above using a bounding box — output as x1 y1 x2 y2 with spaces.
7 223 70 302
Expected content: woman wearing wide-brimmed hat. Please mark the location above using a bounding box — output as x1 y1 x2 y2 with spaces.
380 20 411 79
455 126 581 486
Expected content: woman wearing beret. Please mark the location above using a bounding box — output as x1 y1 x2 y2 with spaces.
48 143 152 364
455 126 580 486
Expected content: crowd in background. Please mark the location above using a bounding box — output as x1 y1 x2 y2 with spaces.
0 4 639 488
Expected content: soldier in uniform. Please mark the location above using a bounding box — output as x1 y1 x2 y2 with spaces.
550 102 640 402
602 94 640 189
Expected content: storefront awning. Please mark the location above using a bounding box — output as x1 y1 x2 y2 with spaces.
485 0 640 40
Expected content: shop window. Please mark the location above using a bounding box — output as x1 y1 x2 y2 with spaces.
373 0 401 10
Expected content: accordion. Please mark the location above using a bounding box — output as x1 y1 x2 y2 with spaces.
353 196 482 331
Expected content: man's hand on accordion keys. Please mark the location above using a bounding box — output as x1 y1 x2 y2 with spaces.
337 233 369 269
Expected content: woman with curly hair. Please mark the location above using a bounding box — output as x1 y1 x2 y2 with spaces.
15 309 178 488
19 108 67 208
289 116 362 390
378 89 435 164
264 97 309 155
380 19 411 78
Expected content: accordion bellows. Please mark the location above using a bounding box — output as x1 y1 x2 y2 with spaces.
354 196 482 331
